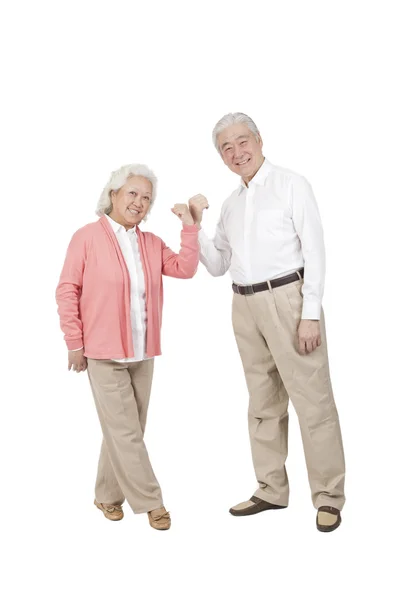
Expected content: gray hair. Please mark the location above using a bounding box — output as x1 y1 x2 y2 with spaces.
96 163 157 219
212 112 261 153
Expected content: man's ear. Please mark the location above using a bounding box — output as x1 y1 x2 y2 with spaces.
258 135 263 150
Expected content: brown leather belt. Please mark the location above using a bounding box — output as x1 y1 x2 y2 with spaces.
232 268 304 295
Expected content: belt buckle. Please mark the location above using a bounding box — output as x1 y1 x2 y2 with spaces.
245 284 255 295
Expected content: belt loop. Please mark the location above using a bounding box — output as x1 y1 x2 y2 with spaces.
296 270 302 281
267 279 272 293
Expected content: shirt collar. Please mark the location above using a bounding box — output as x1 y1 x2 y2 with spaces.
105 214 136 234
238 158 271 194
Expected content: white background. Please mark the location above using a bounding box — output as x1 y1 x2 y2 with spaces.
1 1 399 598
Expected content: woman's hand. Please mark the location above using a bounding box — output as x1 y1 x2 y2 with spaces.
68 349 87 372
171 203 194 226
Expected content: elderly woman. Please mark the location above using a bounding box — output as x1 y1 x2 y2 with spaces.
56 164 199 531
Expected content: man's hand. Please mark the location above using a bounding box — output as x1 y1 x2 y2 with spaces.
171 203 195 226
68 349 87 372
188 194 209 225
297 320 321 355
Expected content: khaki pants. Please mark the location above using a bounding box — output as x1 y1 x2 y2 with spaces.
232 279 345 510
87 358 163 514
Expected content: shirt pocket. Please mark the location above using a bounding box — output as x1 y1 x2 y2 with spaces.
256 208 285 237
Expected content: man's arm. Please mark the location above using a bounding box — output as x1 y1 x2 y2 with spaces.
290 176 326 321
189 195 232 277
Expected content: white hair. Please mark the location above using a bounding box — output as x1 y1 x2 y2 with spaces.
96 163 157 220
212 112 261 153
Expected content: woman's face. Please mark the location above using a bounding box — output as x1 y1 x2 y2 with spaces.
109 176 153 229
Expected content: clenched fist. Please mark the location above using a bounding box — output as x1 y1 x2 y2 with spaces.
188 194 209 225
171 203 195 226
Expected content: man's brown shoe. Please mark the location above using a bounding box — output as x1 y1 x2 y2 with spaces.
229 496 287 516
148 507 171 530
316 506 341 532
94 499 124 521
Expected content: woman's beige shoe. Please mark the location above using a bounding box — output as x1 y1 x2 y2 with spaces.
94 499 124 521
147 507 171 530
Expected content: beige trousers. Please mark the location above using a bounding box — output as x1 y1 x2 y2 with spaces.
87 358 163 514
232 278 345 510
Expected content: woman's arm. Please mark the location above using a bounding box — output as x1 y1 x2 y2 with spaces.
55 229 87 350
161 204 199 278
161 223 200 279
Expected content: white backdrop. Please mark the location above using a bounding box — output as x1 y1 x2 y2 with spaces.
1 1 399 599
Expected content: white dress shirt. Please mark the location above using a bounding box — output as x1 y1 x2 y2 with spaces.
198 159 326 320
106 215 149 362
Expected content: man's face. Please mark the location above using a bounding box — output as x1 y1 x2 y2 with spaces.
110 176 152 229
217 124 264 181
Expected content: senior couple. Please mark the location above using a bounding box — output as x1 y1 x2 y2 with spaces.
56 112 345 533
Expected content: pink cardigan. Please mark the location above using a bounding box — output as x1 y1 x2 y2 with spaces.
56 215 199 359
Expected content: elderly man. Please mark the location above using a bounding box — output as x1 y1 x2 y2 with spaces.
189 113 345 532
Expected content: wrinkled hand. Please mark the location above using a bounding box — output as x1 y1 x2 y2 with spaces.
171 203 194 226
297 320 321 355
68 348 87 372
188 194 209 225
